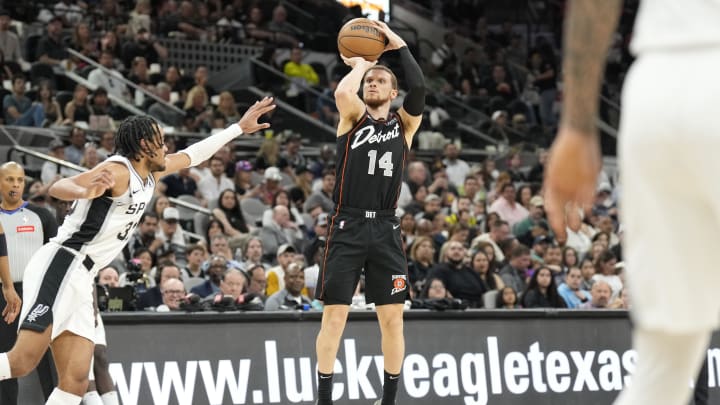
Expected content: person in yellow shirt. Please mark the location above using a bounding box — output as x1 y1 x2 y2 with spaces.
283 47 320 110
265 244 309 297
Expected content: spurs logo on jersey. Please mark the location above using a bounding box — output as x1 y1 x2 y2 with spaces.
51 155 155 276
25 304 49 323
334 112 407 210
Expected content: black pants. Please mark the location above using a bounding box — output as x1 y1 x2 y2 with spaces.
0 282 56 404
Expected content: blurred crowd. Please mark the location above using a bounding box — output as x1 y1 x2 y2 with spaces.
0 0 632 313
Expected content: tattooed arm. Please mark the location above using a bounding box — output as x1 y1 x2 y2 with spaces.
561 0 624 135
543 0 624 243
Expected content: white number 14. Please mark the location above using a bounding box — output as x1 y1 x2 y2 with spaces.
367 150 393 177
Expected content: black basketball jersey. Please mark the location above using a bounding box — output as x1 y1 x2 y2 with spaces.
333 112 408 210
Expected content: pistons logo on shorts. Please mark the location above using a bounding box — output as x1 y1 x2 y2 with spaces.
391 275 407 295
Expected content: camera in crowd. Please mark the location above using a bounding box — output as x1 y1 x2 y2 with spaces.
96 284 138 311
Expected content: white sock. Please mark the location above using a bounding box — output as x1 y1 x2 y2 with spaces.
46 388 82 405
614 328 711 405
101 391 119 405
82 391 103 405
0 352 10 380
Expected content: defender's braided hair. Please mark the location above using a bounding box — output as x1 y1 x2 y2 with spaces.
114 115 162 161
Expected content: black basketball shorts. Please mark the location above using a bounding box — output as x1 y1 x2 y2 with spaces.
316 207 409 306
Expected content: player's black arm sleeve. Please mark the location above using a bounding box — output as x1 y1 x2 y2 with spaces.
399 46 425 116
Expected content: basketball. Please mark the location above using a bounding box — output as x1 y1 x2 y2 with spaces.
337 18 387 61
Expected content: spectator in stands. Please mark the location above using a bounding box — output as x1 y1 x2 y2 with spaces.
53 0 84 26
521 266 567 308
303 211 328 262
217 268 246 300
310 144 336 179
182 243 206 280
458 47 483 90
266 243 297 295
128 0 152 37
245 264 268 302
254 167 283 205
506 151 526 184
122 28 168 68
193 66 217 97
262 189 303 228
526 149 548 185
442 143 470 188
3 75 44 127
88 50 127 100
148 82 182 127
239 237 268 272
516 185 533 210
489 183 529 229
280 132 306 170
471 219 511 262
254 44 284 93
216 4 245 44
317 76 339 126
212 188 250 237
260 206 304 258
0 9 23 67
61 124 87 166
69 22 97 63
232 160 258 198
481 64 515 103
80 143 100 170
592 250 622 301
97 266 120 288
208 234 242 267
198 155 234 203
35 81 63 127
203 218 226 245
98 31 123 69
267 5 303 45
175 0 208 40
290 164 314 205
498 244 531 294
283 46 319 110
244 6 278 45
151 195 170 218
158 278 185 311
191 255 227 298
431 32 458 83
36 16 69 66
255 137 286 170
579 257 595 291
265 262 311 310
579 280 612 309
429 241 486 307
496 286 520 309
158 168 200 203
156 207 188 266
214 91 240 125
471 250 504 292
90 87 120 122
119 248 156 292
557 267 591 309
303 168 335 213
513 195 546 245
527 50 557 127
183 85 212 132
138 261 182 310
419 277 451 300
127 56 154 103
40 140 76 184
63 85 93 125
164 66 183 93
474 240 502 275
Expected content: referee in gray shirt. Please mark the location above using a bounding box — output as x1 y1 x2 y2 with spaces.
0 162 58 404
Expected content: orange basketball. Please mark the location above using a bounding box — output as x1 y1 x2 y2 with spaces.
337 18 387 61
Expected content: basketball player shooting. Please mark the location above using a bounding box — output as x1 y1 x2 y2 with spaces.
0 97 275 405
545 1 717 404
314 21 424 405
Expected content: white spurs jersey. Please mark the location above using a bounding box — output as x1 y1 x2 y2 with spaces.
631 0 720 55
51 155 156 276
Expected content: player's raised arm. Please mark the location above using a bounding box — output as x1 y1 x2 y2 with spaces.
543 0 623 242
0 222 20 324
335 56 375 134
155 97 276 177
373 21 425 142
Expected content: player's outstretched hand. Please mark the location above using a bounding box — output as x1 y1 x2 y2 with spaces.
84 169 115 200
544 127 601 244
371 21 407 52
341 54 377 69
239 97 276 134
2 284 21 324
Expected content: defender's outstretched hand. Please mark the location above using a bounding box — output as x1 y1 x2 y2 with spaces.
238 97 276 134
